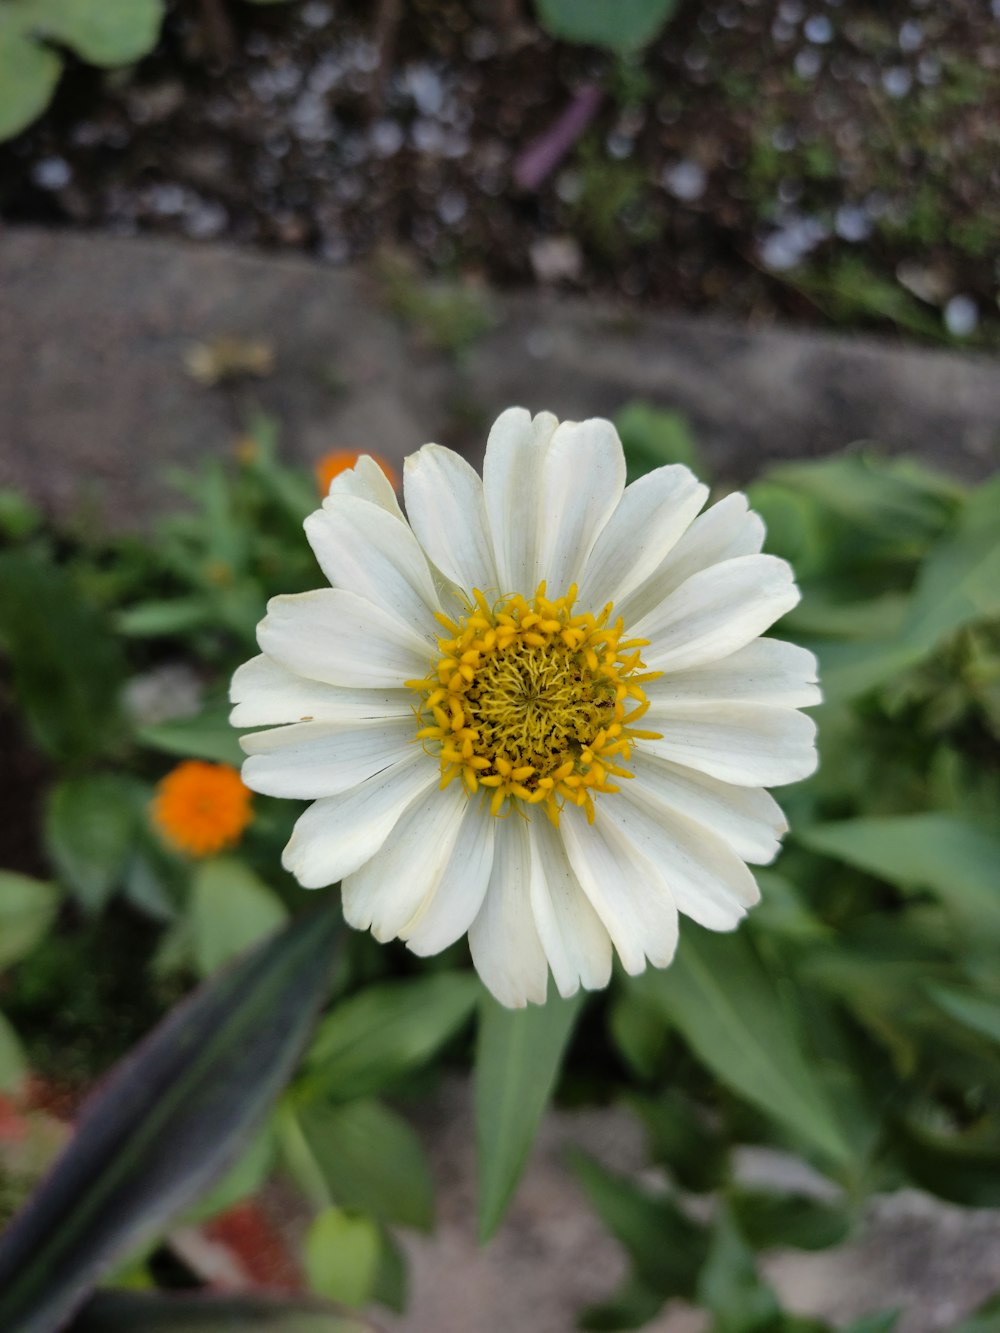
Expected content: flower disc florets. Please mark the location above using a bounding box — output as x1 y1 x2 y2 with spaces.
410 582 661 824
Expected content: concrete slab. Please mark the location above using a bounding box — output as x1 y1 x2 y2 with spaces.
1 229 998 530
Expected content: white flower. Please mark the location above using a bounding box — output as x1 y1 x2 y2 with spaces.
231 409 819 1008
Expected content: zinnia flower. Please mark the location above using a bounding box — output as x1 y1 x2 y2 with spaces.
153 761 253 858
231 409 819 1007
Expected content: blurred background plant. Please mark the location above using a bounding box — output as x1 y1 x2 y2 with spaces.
0 405 998 1329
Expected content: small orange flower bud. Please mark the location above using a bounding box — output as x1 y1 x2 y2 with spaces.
314 450 399 497
152 761 253 858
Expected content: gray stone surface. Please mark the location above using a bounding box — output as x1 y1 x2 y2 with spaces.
2 229 998 530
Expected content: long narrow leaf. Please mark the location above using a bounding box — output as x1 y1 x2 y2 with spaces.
0 908 340 1333
474 990 583 1241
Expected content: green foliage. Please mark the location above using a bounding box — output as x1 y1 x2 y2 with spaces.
190 857 287 976
0 0 165 141
0 908 339 1331
44 775 143 913
535 0 678 52
305 1207 381 1308
0 871 59 971
474 990 584 1240
615 401 706 484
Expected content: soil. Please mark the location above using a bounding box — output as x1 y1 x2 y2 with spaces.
2 0 999 344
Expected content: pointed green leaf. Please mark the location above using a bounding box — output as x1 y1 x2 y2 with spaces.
633 926 852 1166
474 990 583 1240
139 705 245 766
45 776 141 912
0 908 339 1333
304 972 478 1102
728 1187 851 1252
927 985 1000 1046
305 1206 381 1308
0 871 59 971
191 857 288 977
799 814 1000 938
0 1012 27 1093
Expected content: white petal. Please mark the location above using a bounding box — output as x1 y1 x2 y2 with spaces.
642 702 818 787
229 654 413 728
619 492 764 627
631 751 787 865
528 816 613 998
559 807 678 975
305 495 439 630
241 718 415 798
341 779 469 942
327 454 405 522
633 555 800 673
404 444 500 597
534 418 626 595
258 589 433 688
482 407 558 594
576 464 708 611
282 751 435 888
403 802 496 956
646 638 821 709
604 782 761 930
469 816 549 1008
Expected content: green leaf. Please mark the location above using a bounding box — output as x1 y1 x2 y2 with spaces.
0 871 59 970
0 907 339 1332
535 0 678 52
954 1289 1000 1333
190 857 288 977
607 987 669 1081
629 1090 727 1194
569 1150 708 1296
474 990 583 1240
289 1097 434 1231
697 1210 782 1333
0 551 126 761
139 705 245 766
893 1117 1000 1208
579 1274 668 1332
927 985 1000 1046
728 1187 851 1252
0 1012 28 1093
0 27 60 140
615 401 704 482
71 1290 373 1332
115 598 212 638
305 1207 381 1309
632 926 852 1167
305 972 478 1102
15 0 165 65
799 814 1000 938
45 775 141 912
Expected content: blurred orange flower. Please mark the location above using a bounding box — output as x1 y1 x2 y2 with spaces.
314 449 399 496
152 761 253 858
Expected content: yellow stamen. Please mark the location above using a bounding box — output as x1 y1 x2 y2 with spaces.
410 582 662 825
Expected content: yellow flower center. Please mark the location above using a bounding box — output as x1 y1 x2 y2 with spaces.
409 584 662 824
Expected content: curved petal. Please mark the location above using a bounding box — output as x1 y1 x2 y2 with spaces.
576 464 708 612
403 801 496 957
281 751 435 888
305 495 440 630
229 654 413 728
404 444 500 597
534 418 626 596
619 492 764 627
559 807 678 975
241 718 415 799
341 779 469 942
469 816 549 1008
645 638 821 709
643 702 818 787
631 751 787 865
604 783 761 930
633 555 800 674
258 589 433 688
528 816 613 998
327 454 405 522
482 407 558 594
